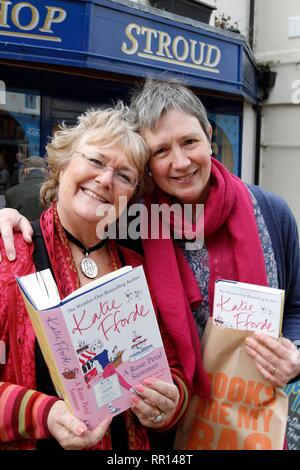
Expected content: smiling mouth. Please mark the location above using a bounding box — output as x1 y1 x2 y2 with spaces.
171 169 198 183
81 187 110 203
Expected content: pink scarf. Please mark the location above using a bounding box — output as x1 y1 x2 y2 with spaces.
142 158 268 397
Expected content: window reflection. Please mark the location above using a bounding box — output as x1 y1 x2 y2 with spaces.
0 90 40 189
208 113 240 176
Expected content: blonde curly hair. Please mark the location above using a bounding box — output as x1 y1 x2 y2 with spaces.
40 102 151 207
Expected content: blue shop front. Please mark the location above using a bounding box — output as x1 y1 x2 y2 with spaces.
0 0 257 180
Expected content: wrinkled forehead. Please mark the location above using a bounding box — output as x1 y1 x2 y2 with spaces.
79 133 140 171
145 108 206 132
141 110 207 139
78 127 120 148
76 124 148 172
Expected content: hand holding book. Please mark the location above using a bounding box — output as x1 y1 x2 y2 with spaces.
213 279 300 388
244 330 300 388
17 265 174 430
47 400 112 450
175 280 291 450
130 377 179 428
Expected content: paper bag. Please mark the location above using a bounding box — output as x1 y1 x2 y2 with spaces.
174 319 288 450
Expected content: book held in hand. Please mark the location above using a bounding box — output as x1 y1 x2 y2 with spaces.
16 265 172 429
213 280 285 338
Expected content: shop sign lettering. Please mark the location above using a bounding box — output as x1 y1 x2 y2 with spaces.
121 22 221 74
0 1 67 42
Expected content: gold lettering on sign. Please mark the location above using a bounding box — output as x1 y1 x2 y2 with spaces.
0 1 12 28
204 44 221 68
0 1 67 42
12 2 39 31
190 40 206 65
172 36 189 61
121 23 140 55
121 22 221 74
157 31 172 58
141 26 157 54
39 6 67 33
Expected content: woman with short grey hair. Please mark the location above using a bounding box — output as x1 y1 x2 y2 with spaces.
1 79 300 450
130 77 300 400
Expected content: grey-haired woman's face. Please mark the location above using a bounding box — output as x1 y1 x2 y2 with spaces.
142 109 212 205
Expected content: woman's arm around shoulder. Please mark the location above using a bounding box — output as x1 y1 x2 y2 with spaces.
0 208 33 262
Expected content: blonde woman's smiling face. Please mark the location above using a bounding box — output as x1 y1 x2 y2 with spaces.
143 109 212 205
57 136 138 236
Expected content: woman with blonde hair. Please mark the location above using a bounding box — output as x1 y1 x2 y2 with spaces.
3 79 299 450
0 103 187 450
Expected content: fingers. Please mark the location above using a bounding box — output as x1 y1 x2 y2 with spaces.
0 209 33 261
245 341 284 386
86 416 112 448
142 378 179 409
47 400 112 450
254 332 288 356
59 417 112 450
245 334 283 363
245 333 300 386
53 402 88 436
253 361 282 386
130 379 179 428
47 400 87 440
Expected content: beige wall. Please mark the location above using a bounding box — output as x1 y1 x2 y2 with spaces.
254 0 300 55
254 0 300 228
210 0 250 39
241 102 256 184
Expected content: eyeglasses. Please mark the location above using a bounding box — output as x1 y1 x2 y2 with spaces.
76 151 138 189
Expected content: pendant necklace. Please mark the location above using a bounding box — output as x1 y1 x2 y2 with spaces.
64 228 107 279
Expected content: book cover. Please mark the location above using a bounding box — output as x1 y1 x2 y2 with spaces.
17 265 172 430
213 280 285 338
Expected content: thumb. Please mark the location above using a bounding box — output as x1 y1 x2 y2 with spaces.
88 416 112 447
55 405 88 436
95 416 112 434
67 417 88 437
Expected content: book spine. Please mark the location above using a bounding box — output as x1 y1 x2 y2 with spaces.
279 290 285 337
23 295 99 429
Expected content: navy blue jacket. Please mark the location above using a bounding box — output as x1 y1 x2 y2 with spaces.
250 185 300 344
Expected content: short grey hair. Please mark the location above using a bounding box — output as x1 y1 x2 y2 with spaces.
130 78 211 141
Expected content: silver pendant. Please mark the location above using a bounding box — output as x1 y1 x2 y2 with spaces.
80 257 98 279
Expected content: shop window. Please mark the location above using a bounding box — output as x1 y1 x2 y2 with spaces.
51 97 106 135
25 94 38 111
0 90 41 185
208 113 241 176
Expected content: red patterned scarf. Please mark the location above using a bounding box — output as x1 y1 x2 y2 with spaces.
40 203 80 298
142 158 268 397
39 204 123 298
